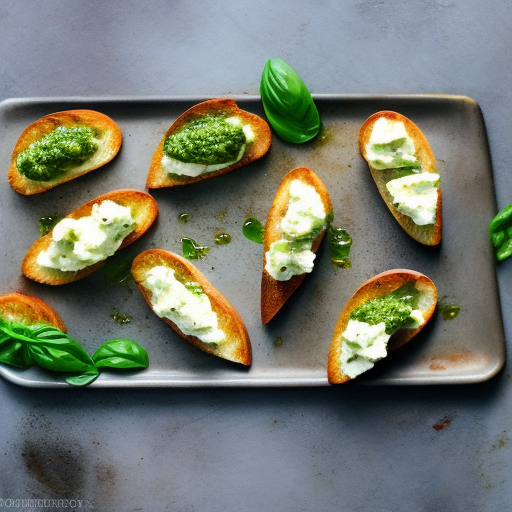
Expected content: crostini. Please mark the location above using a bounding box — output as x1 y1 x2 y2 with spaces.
261 167 332 324
327 269 437 384
0 292 67 332
131 249 251 365
359 111 442 246
146 98 272 188
8 110 122 195
22 189 158 285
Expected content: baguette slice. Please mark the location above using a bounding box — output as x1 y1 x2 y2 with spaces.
261 167 333 324
146 98 271 188
8 110 122 195
22 189 158 285
327 269 437 384
359 111 442 245
0 292 66 332
131 249 251 365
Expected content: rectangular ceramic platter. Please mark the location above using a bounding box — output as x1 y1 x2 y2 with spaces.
0 95 505 387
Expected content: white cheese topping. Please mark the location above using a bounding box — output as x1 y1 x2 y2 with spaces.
161 117 254 177
265 179 327 281
340 319 390 378
37 200 136 272
144 265 225 344
365 118 418 170
386 172 440 225
340 309 424 379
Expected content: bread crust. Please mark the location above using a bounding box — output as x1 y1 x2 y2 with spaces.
261 167 333 324
359 111 442 246
0 292 66 331
327 269 437 384
8 110 122 195
22 189 158 285
131 249 251 365
146 98 271 188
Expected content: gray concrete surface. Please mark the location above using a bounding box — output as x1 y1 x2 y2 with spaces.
0 1 511 510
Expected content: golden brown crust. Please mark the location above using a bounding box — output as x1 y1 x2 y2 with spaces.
359 111 442 246
22 189 158 285
131 249 251 365
146 98 272 188
0 292 67 331
327 269 438 384
261 167 333 324
8 109 122 195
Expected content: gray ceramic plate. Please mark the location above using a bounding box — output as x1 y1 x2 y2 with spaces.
0 95 505 387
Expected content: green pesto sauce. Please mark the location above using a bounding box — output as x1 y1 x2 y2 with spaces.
242 216 264 244
179 212 190 223
439 303 461 321
329 226 353 268
110 308 132 324
350 283 421 335
214 231 231 245
17 126 99 181
181 237 210 260
38 215 62 236
163 116 246 165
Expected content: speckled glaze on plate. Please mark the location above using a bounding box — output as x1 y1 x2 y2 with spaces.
0 95 505 387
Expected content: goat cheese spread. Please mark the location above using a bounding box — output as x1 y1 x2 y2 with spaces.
37 200 136 272
265 179 327 281
144 265 225 344
366 117 439 226
386 172 440 225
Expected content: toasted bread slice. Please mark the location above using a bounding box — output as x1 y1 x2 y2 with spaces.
22 189 158 285
131 249 251 365
261 167 333 324
0 292 66 331
8 110 122 195
327 269 437 384
146 98 271 188
359 111 442 245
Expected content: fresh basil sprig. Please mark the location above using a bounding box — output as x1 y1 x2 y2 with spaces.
260 58 321 143
0 319 149 386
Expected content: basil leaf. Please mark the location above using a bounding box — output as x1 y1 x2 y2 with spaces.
260 58 321 143
0 340 32 368
92 339 149 369
66 368 100 387
26 326 96 373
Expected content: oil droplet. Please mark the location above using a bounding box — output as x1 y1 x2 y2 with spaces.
38 215 62 235
329 226 353 268
181 237 210 260
179 212 189 223
243 217 264 244
439 303 461 321
274 336 283 347
110 308 132 324
214 231 231 245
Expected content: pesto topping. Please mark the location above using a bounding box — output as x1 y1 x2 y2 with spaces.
181 237 210 260
163 115 247 165
350 285 422 335
242 216 264 244
214 231 231 245
17 126 99 181
329 226 353 268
